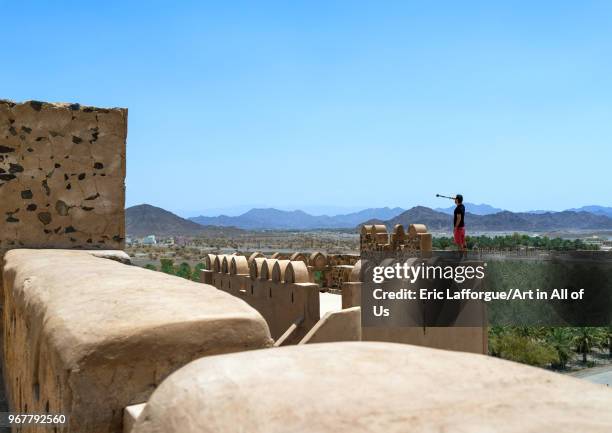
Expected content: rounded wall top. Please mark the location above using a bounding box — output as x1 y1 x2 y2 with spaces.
230 256 249 275
285 261 311 284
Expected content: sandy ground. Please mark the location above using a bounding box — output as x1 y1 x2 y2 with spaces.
319 292 343 316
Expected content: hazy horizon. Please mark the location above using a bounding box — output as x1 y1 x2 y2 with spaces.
135 202 612 219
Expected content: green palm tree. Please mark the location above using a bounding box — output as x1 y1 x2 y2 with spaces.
176 262 192 280
160 258 175 275
192 263 205 281
513 326 547 339
604 326 612 358
488 326 507 357
572 327 604 364
546 328 573 369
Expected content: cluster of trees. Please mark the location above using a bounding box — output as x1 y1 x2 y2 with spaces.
144 259 204 282
433 233 600 251
489 326 612 369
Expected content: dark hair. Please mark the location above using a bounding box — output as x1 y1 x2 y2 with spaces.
455 194 463 203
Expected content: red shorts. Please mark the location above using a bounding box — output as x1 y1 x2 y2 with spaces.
454 227 466 246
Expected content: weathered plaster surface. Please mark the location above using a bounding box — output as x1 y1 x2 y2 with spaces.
0 100 126 251
2 249 272 433
132 342 612 433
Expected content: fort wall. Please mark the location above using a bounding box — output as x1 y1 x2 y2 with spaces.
202 254 322 342
2 249 272 433
0 100 275 432
130 342 612 433
0 100 126 252
201 223 486 354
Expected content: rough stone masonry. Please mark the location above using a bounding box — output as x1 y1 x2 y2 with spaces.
0 99 126 251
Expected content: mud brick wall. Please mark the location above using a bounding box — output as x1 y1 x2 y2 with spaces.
0 99 126 251
131 342 612 433
2 249 272 433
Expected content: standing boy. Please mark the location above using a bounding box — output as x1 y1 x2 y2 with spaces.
453 194 466 252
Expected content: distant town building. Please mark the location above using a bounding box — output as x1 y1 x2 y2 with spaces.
142 235 157 245
174 236 189 246
161 237 175 246
583 236 603 246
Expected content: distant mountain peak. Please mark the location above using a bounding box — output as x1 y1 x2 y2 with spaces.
435 202 505 216
129 203 612 234
384 206 612 233
126 204 243 237
565 205 612 218
189 207 406 230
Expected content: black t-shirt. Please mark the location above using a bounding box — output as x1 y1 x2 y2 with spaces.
454 204 465 228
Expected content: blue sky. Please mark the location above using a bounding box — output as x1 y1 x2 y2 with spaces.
3 1 611 216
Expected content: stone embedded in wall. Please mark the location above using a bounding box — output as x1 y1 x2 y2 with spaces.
0 99 126 250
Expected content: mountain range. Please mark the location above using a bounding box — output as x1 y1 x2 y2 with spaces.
436 203 612 217
565 205 612 218
126 204 612 236
435 202 505 215
189 207 405 230
381 206 612 232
